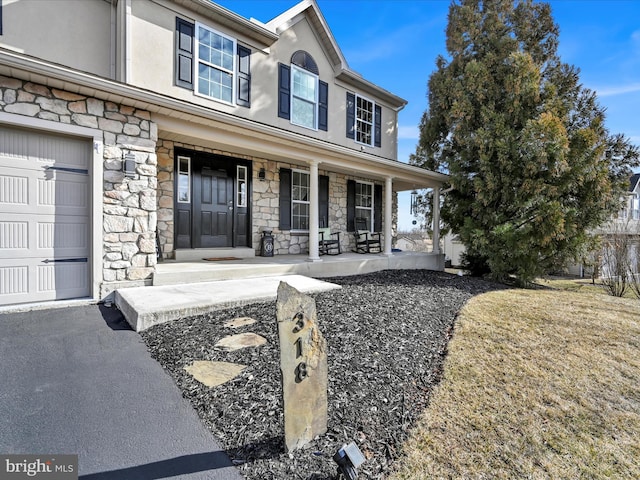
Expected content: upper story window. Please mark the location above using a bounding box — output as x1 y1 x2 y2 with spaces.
196 24 235 103
278 51 328 131
356 96 374 145
346 93 382 148
291 65 318 129
175 17 251 107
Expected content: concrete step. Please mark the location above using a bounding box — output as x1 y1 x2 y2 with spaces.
115 274 341 332
173 247 255 262
153 260 300 286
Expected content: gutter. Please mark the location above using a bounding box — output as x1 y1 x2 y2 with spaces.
0 48 446 185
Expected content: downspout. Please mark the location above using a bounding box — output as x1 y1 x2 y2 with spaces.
110 0 117 79
125 0 132 83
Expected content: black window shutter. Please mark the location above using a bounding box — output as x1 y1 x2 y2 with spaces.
279 168 292 230
374 184 383 232
318 81 328 131
346 92 355 139
319 175 329 227
175 18 194 89
374 105 382 147
237 45 251 107
347 180 356 231
278 64 291 119
0 1 3 35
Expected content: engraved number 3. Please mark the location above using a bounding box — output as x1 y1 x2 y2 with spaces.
292 312 305 333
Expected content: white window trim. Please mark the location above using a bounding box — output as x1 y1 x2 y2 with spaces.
355 94 375 147
355 180 374 231
194 22 236 106
291 168 311 232
177 155 191 204
290 64 319 131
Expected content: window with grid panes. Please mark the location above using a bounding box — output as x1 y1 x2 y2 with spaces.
292 170 310 230
355 181 373 230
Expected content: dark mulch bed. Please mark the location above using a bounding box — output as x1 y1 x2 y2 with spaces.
141 270 501 479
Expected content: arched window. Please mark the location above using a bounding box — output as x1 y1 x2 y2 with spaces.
291 51 319 75
278 51 328 131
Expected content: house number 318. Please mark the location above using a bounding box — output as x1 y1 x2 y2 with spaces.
292 312 308 383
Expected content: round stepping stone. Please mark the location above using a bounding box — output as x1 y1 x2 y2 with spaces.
215 333 267 351
224 317 257 328
184 361 246 388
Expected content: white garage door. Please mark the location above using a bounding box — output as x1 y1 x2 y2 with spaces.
0 125 91 306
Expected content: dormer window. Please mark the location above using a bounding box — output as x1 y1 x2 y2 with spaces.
278 51 328 131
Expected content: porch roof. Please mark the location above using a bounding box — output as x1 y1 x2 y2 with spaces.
155 113 447 191
0 48 447 191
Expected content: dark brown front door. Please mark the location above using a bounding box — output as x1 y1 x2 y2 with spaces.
193 165 233 248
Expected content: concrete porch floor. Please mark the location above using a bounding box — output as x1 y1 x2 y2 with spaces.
114 251 444 331
153 251 445 286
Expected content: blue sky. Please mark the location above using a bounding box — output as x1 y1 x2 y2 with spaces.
216 0 640 230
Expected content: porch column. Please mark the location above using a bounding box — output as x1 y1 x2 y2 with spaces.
384 176 393 255
308 160 321 262
432 186 441 254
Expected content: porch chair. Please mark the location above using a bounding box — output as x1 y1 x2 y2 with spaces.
353 217 382 253
319 227 342 255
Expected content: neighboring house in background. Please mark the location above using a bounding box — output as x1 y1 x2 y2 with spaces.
589 173 640 279
558 174 640 278
0 0 446 307
395 232 432 253
619 173 640 223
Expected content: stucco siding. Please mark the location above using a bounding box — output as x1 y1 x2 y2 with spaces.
0 0 113 79
128 0 400 160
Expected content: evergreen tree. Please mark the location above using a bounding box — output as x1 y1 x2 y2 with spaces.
412 0 639 285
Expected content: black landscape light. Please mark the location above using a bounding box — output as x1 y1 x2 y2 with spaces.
333 442 365 480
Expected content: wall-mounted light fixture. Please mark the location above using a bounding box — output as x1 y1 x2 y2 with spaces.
258 167 266 181
123 152 136 177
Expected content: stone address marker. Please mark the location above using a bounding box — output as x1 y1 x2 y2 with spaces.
276 281 328 452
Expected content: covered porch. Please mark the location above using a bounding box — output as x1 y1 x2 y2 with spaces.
155 113 449 264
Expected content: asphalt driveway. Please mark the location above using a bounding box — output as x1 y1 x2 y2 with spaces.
0 303 242 480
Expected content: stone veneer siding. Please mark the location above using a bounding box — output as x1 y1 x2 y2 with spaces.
156 138 397 257
0 76 158 296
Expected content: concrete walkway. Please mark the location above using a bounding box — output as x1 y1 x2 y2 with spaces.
116 274 341 331
0 304 242 480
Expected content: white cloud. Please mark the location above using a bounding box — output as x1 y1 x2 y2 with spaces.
595 83 640 97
